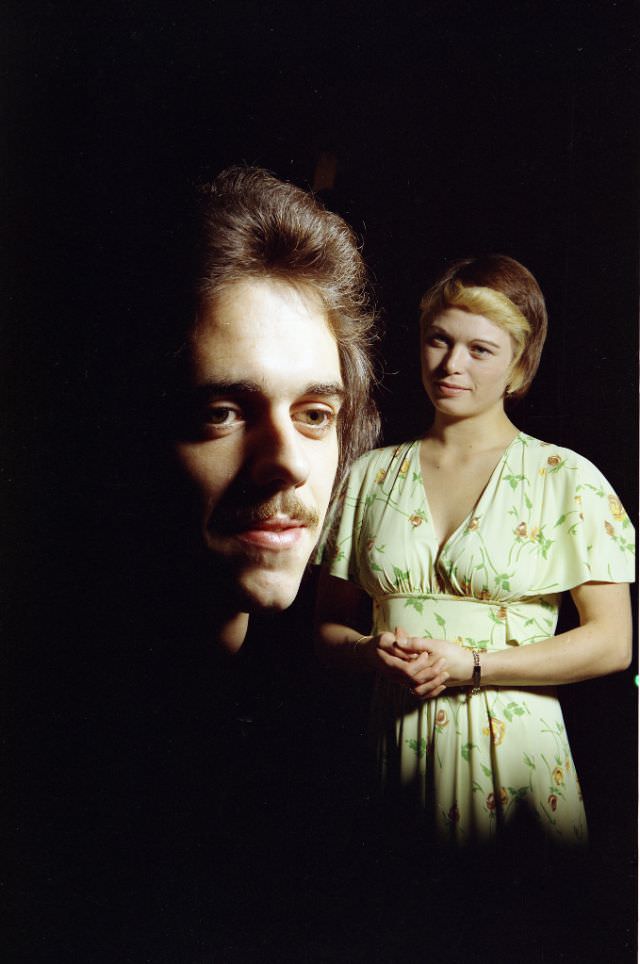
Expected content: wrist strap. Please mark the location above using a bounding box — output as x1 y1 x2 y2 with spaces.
471 650 482 695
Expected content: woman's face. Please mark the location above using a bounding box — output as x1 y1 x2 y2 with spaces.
421 307 515 419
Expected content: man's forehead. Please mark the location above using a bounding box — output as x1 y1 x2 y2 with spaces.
187 277 342 392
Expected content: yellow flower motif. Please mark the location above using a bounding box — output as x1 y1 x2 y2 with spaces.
538 468 546 477
483 717 506 746
547 455 561 466
467 517 480 531
548 793 558 812
479 588 491 601
375 469 387 485
399 459 411 476
552 766 564 786
608 495 626 522
497 606 508 619
408 514 423 527
453 636 464 646
604 520 615 537
515 522 527 537
529 526 539 542
574 495 582 506
435 709 449 728
499 787 509 807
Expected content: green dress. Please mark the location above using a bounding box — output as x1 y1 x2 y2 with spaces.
320 432 635 845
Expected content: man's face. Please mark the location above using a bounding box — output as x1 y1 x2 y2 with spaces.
174 278 343 612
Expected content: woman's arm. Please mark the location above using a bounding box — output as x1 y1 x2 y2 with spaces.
410 582 632 696
314 569 450 695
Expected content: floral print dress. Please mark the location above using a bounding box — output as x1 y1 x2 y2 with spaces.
320 433 635 845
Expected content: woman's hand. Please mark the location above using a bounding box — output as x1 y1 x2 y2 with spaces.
407 637 473 699
359 627 455 699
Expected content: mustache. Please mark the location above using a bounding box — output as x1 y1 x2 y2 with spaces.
209 493 320 533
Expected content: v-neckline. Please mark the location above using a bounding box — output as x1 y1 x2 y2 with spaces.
416 431 522 558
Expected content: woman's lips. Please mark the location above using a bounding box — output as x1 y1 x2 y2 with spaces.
436 382 471 396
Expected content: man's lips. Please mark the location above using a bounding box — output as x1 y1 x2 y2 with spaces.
234 516 309 550
208 493 320 548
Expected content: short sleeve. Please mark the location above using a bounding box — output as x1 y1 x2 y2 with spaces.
539 451 635 592
314 449 382 586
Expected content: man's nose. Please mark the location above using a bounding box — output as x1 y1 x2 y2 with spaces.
248 416 310 489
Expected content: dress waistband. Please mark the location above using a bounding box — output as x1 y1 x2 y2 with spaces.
379 592 500 605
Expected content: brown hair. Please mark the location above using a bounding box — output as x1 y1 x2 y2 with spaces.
190 165 380 482
419 255 548 399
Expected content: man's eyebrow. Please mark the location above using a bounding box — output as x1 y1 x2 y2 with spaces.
191 380 345 400
300 382 345 400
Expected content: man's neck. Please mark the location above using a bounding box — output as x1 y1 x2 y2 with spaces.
212 610 250 655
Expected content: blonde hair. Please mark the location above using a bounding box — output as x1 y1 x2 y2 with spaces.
420 255 548 399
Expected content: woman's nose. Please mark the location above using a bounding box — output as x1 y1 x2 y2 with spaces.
248 416 310 490
443 344 465 373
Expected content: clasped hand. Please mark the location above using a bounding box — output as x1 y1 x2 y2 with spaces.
366 627 474 699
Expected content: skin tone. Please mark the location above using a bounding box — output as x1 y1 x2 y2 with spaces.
175 277 344 653
315 306 632 693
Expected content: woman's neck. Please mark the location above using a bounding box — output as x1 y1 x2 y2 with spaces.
426 409 518 454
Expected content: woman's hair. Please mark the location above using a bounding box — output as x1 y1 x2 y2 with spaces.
190 165 380 483
419 255 548 399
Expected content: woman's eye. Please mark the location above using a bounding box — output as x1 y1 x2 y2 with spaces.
471 345 492 356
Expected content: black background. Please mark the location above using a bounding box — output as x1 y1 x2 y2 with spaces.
6 1 638 961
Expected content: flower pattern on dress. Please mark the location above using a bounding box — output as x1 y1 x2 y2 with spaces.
484 717 506 746
608 495 626 522
320 432 635 845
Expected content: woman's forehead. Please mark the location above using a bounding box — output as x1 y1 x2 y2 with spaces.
427 307 511 343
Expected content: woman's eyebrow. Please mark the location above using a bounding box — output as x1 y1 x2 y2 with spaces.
426 328 501 349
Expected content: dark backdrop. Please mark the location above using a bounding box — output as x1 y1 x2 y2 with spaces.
6 2 638 961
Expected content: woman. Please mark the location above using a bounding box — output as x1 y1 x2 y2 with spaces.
315 255 634 846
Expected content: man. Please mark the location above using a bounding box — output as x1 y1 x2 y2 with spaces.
167 166 379 650
19 168 379 958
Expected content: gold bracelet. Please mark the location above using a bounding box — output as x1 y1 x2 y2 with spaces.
471 650 481 695
351 634 371 656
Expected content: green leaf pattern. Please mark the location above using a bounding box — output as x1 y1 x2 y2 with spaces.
319 433 635 844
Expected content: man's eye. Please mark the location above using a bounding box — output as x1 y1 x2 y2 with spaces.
294 408 335 433
205 406 242 427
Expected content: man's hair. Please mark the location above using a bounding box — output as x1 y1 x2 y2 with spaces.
187 165 380 482
419 255 548 399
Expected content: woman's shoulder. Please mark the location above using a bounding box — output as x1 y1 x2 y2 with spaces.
516 433 610 480
348 440 418 476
